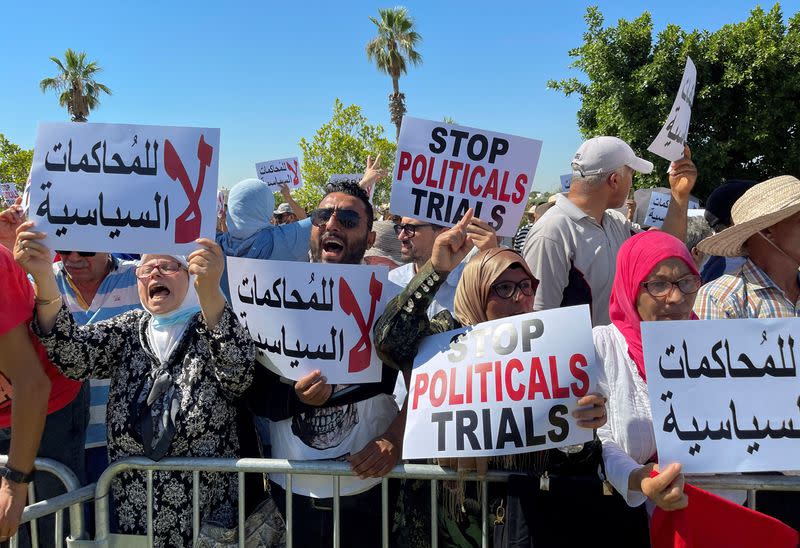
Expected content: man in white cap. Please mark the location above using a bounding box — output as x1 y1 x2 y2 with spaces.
694 174 800 530
522 137 696 325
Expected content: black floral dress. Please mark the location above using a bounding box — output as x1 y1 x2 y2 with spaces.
35 304 255 547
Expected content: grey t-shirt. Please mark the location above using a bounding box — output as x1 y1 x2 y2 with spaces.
522 195 636 326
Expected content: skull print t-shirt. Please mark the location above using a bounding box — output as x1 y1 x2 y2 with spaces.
269 391 398 497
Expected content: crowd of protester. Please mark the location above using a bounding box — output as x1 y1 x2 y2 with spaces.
1 134 799 547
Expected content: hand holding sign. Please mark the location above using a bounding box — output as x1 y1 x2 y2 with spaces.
667 145 697 200
188 238 226 329
0 197 25 248
430 208 474 274
13 222 53 281
465 216 498 251
573 393 607 429
294 370 332 406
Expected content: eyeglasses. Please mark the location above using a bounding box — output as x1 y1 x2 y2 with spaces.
490 279 535 300
57 251 96 257
393 223 434 237
135 261 184 279
310 208 361 229
641 275 701 298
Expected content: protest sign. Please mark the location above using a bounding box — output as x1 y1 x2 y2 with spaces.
647 57 697 162
29 122 219 255
559 173 572 193
390 117 542 237
643 190 699 227
227 257 391 384
256 157 302 189
403 305 596 460
643 317 800 473
328 173 374 201
0 183 19 206
216 189 225 218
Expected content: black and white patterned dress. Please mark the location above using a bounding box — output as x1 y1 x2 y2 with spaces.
35 304 255 547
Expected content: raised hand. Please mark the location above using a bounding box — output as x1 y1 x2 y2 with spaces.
359 153 389 192
668 145 697 199
430 208 475 274
465 216 498 251
13 221 53 282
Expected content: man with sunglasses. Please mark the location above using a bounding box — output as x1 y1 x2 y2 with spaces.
250 180 402 547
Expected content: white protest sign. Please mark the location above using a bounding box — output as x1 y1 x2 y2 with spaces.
227 257 391 384
29 122 219 254
403 305 596 460
390 117 542 237
559 173 572 193
643 318 800 473
328 173 374 201
216 190 225 218
644 191 699 227
256 157 302 190
0 183 19 206
647 57 697 162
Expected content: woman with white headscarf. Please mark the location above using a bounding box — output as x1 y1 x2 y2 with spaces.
14 223 255 547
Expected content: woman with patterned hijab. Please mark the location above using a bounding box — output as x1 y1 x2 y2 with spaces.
14 222 255 547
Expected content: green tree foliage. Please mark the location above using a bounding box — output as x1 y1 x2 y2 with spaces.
366 6 423 139
0 134 34 191
40 48 112 122
548 4 800 199
297 99 396 211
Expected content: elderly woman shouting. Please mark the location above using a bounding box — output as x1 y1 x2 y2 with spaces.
14 222 254 547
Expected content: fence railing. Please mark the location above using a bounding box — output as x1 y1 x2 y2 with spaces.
0 456 90 548
80 457 800 548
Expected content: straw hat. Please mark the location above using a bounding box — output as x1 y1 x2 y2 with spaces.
697 175 800 257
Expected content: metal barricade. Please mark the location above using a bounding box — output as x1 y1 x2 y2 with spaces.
0 456 91 548
83 457 800 548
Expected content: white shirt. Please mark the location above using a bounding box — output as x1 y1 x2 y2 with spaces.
593 324 745 507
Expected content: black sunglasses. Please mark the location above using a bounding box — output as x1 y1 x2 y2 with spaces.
393 223 434 237
310 208 361 229
57 250 97 257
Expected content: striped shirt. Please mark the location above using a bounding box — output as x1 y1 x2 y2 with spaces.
54 257 142 448
513 223 532 252
693 258 800 320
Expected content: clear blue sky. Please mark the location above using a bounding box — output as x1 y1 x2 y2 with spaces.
2 1 798 192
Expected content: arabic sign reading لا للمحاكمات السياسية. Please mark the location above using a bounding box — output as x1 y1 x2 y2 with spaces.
255 157 302 190
643 191 699 228
29 121 220 255
402 305 597 460
226 257 395 384
389 117 542 238
643 316 800 473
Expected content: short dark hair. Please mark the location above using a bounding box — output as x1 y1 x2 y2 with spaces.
323 181 374 230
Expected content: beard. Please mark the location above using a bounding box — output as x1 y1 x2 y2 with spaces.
310 236 370 265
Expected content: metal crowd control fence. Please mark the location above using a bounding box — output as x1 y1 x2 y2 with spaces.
0 456 91 548
71 457 800 548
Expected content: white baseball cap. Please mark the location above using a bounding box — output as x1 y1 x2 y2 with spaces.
571 136 653 177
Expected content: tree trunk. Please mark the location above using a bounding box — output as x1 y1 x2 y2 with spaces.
389 77 404 139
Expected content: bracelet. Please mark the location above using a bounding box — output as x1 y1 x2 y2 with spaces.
34 295 62 306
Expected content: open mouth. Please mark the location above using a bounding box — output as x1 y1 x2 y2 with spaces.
321 235 345 259
148 283 171 300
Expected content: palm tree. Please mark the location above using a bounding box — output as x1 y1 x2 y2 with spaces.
40 49 112 122
366 7 422 139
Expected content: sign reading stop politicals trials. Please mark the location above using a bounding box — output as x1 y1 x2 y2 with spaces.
227 257 391 384
29 122 220 254
647 57 697 162
390 117 543 237
643 317 800 473
403 305 596 460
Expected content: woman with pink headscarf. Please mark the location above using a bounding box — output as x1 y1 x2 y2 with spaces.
595 230 702 511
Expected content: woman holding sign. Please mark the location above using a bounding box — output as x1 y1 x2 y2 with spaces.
14 224 255 547
375 209 615 547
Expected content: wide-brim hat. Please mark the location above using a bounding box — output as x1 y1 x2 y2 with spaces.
697 175 800 257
